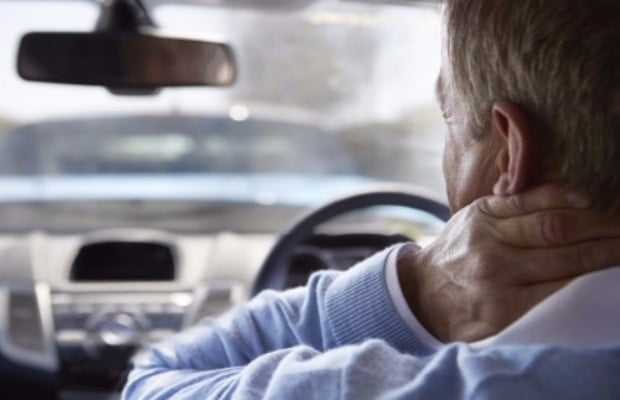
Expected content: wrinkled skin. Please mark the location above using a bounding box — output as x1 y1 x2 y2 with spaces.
398 184 620 342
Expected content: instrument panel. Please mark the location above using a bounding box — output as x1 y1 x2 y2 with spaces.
0 229 273 392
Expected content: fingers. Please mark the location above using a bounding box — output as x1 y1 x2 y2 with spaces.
518 237 620 283
492 209 620 247
523 279 572 306
477 184 589 219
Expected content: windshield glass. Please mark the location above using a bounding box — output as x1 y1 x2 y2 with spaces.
0 0 445 233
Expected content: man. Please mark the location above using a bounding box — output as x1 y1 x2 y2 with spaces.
122 0 620 398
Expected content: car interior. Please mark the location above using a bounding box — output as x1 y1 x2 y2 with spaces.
0 0 447 398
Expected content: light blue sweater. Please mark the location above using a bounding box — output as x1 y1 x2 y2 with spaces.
122 246 620 399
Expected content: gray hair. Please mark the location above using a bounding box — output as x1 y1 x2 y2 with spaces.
444 0 620 212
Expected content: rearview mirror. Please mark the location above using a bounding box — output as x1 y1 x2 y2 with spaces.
17 31 237 92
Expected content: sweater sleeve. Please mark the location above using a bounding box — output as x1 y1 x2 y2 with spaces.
123 337 620 399
122 245 432 399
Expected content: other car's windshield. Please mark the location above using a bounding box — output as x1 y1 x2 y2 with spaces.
0 0 445 233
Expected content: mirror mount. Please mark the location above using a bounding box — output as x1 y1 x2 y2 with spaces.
95 0 156 33
96 0 160 94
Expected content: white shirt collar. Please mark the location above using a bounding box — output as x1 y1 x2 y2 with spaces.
386 246 620 350
473 266 620 349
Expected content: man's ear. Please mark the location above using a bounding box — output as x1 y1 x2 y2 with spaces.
491 101 541 195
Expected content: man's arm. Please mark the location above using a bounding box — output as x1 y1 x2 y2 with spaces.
122 246 433 399
125 334 620 400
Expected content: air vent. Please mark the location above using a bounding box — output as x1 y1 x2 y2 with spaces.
8 292 45 353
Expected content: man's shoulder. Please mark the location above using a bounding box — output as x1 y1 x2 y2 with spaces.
474 266 620 349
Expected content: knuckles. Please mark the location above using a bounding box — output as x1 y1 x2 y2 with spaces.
474 194 524 219
537 210 568 246
574 241 600 274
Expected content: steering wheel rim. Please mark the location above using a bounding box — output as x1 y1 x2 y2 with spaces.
251 183 451 296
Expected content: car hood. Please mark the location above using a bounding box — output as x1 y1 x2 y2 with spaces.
0 173 375 206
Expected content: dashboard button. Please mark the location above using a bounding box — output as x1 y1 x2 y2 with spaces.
170 293 193 308
97 314 137 346
73 303 96 315
141 303 166 314
53 303 72 315
56 330 87 346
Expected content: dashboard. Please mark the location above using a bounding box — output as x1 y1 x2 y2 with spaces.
0 227 401 398
0 229 275 397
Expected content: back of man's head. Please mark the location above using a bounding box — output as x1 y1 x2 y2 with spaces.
444 0 620 212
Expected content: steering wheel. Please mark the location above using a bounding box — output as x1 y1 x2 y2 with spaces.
251 183 451 296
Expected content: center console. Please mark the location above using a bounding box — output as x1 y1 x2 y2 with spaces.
0 231 247 396
52 290 193 388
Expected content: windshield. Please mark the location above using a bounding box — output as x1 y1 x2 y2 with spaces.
0 0 445 233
